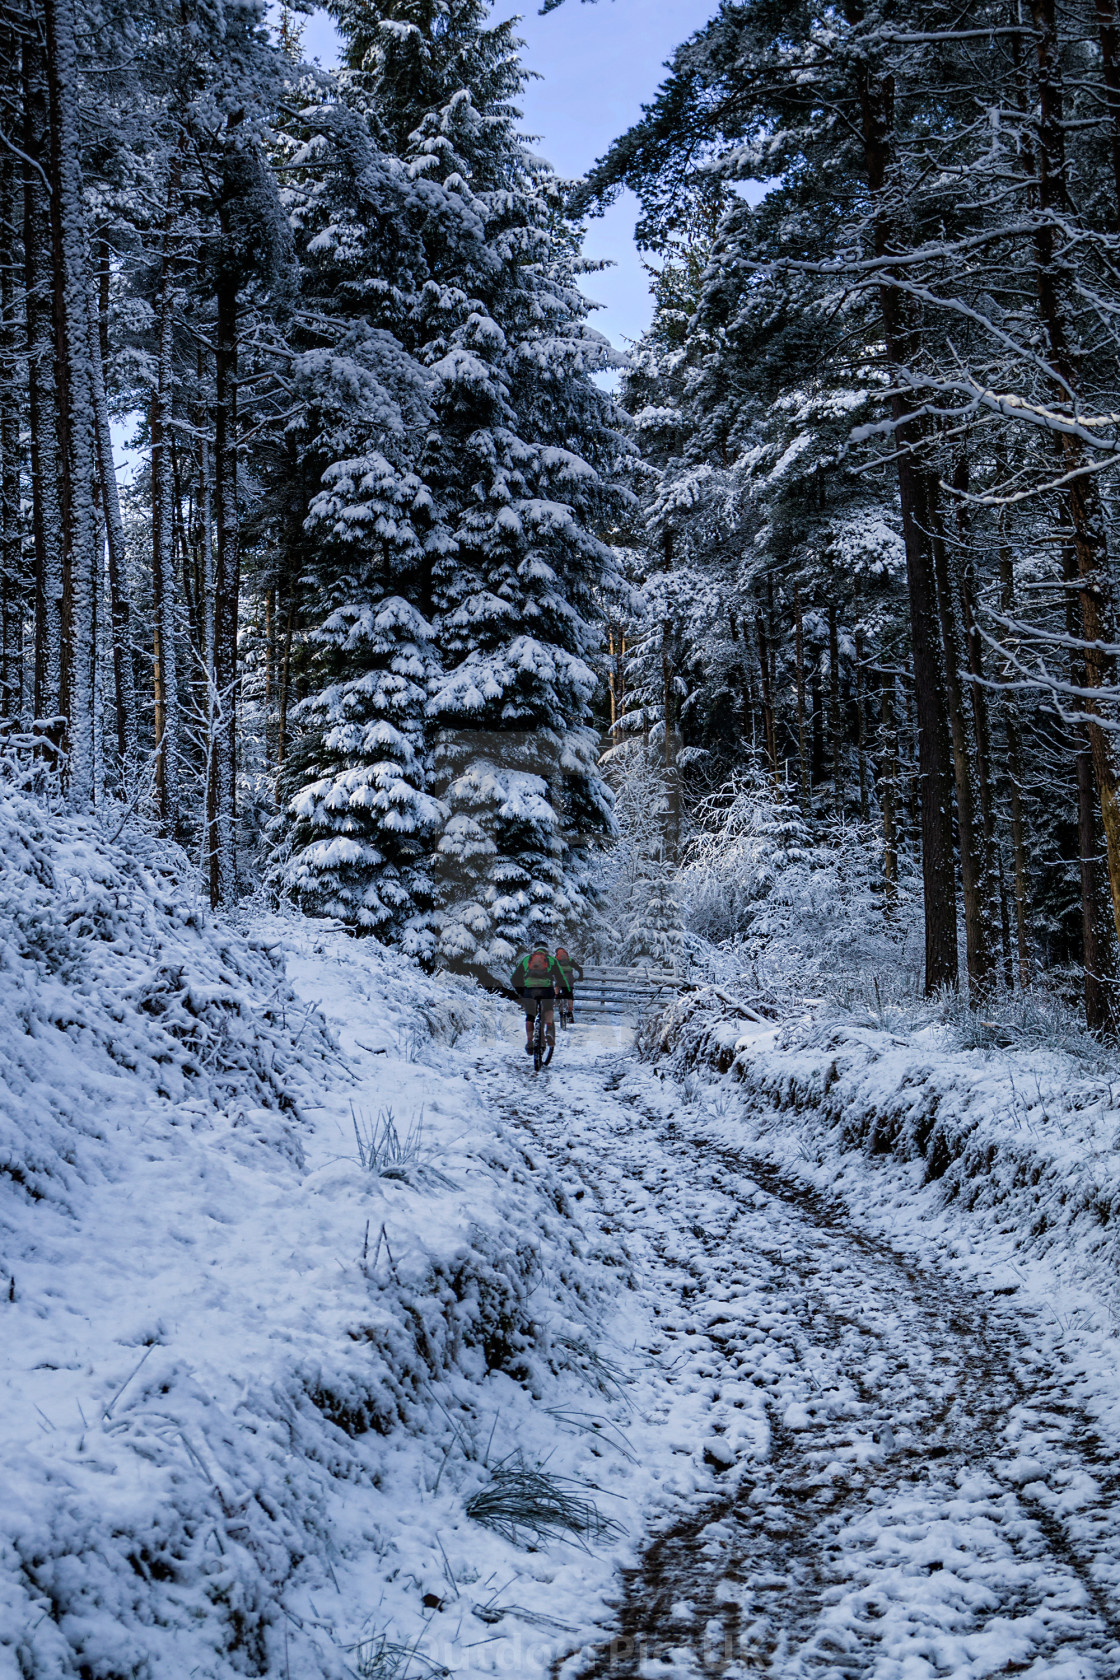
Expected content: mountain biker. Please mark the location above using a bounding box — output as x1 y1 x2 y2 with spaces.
554 946 580 1024
510 942 563 1055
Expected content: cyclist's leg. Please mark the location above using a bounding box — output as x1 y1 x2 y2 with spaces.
542 999 556 1047
524 999 536 1052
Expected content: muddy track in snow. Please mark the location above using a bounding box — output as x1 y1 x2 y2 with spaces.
488 1047 1120 1679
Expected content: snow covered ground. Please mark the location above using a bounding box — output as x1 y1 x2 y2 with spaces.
7 795 1120 1678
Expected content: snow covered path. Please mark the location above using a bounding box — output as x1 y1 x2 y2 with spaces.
474 1030 1120 1680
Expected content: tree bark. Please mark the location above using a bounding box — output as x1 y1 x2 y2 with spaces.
931 499 992 996
794 586 810 813
953 456 1000 946
151 157 181 830
755 606 778 776
854 629 870 822
828 602 843 815
1032 0 1120 954
1059 534 1117 1030
277 585 295 770
23 33 64 748
661 619 680 861
998 541 1032 986
0 135 21 720
45 0 99 808
1076 744 1117 1031
89 248 137 778
850 31 958 990
878 666 899 911
1092 0 1120 224
207 269 239 907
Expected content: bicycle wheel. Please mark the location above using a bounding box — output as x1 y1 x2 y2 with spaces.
533 1004 544 1072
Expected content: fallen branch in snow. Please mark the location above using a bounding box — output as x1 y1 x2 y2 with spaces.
680 982 773 1024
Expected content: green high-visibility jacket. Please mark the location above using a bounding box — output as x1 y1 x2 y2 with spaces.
511 951 564 995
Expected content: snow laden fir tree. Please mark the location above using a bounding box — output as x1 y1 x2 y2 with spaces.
276 0 631 976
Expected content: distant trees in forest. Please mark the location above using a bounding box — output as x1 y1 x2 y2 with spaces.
573 0 1120 1026
0 0 630 978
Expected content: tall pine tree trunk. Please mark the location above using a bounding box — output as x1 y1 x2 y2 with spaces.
953 457 1000 957
828 602 843 815
661 620 680 861
45 0 98 808
1032 0 1120 953
851 33 958 990
794 586 810 813
89 249 137 778
854 629 870 822
997 541 1032 986
0 135 21 719
23 33 64 748
151 159 181 830
1092 0 1120 222
277 586 295 770
1060 535 1117 1030
931 500 992 996
878 666 899 911
755 605 778 776
1076 743 1116 1031
207 271 239 906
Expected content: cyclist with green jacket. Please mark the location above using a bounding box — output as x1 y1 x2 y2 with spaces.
510 943 564 1055
554 947 580 1025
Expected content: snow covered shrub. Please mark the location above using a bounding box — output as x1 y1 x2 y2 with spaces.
0 785 333 1207
677 774 921 999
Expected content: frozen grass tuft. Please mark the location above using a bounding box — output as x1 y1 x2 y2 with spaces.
553 1332 628 1400
464 1458 622 1548
351 1103 454 1189
939 981 1120 1068
350 1632 434 1679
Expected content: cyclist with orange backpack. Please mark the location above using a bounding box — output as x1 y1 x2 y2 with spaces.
510 942 564 1055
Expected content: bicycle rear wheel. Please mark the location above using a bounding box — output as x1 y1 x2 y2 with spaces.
533 1005 544 1072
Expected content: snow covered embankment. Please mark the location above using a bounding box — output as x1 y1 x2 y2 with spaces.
0 787 621 1679
649 989 1120 1298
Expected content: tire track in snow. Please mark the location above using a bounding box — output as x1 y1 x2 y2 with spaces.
481 1040 1120 1679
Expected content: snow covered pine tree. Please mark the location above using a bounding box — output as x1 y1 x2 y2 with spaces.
278 0 631 979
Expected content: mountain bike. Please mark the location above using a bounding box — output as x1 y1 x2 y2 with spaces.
532 997 554 1071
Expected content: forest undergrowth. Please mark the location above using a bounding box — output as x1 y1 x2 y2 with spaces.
0 777 644 1679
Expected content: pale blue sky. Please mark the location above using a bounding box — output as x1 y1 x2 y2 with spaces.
300 1 720 350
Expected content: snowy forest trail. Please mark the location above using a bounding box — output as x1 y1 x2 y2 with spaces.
476 1030 1120 1680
